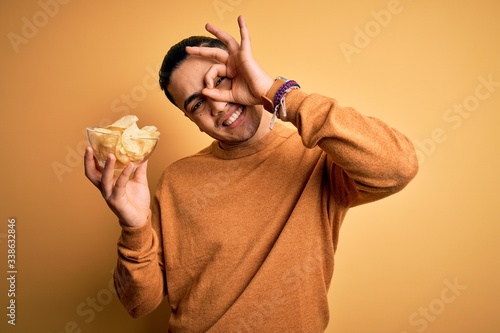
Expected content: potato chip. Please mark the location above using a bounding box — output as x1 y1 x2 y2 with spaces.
140 125 160 135
108 115 139 129
86 115 159 169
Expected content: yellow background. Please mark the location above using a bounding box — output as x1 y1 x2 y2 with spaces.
1 0 499 332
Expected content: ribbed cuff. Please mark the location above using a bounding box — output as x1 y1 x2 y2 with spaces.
279 89 309 124
118 213 154 252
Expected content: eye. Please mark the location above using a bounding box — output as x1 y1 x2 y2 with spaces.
191 99 204 113
215 76 226 87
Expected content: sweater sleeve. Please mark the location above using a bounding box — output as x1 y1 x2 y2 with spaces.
282 89 418 207
113 204 166 318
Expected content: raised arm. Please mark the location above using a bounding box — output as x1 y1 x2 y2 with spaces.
187 16 418 206
283 90 418 206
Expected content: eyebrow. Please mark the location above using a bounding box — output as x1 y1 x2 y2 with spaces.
183 92 201 113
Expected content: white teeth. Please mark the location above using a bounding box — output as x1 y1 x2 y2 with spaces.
223 108 242 126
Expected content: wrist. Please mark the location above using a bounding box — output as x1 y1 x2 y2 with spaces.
261 76 301 128
118 213 153 251
261 77 286 112
261 77 301 112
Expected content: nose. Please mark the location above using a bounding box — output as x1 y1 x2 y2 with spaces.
207 98 227 116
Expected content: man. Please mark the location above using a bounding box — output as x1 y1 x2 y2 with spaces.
85 15 418 332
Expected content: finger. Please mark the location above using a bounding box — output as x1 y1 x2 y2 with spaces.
186 46 229 64
237 15 252 51
202 87 235 104
101 154 117 199
84 146 102 187
133 160 149 183
204 63 228 88
114 163 134 193
85 146 104 173
204 22 240 53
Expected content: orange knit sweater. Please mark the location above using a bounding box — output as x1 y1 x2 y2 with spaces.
114 90 418 332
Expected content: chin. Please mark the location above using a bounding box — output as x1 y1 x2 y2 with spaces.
218 108 263 147
238 107 262 137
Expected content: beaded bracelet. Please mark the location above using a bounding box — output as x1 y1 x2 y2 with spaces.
273 80 300 112
269 79 300 129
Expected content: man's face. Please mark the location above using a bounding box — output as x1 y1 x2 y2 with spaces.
167 55 263 148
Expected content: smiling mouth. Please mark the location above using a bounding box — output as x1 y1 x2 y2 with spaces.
222 106 244 126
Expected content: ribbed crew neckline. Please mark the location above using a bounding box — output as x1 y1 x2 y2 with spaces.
210 122 289 160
